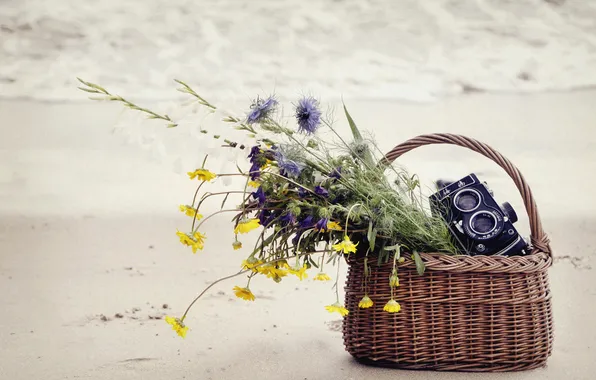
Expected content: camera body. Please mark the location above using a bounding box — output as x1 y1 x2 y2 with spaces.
430 173 528 256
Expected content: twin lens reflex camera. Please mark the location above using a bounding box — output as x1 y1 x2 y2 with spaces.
429 173 528 256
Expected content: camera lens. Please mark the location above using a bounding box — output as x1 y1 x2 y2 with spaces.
453 189 481 212
469 212 497 235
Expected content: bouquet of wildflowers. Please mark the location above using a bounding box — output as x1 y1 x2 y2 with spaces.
78 78 456 338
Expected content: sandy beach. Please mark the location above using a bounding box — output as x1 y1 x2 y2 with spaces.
2 0 596 377
1 91 595 379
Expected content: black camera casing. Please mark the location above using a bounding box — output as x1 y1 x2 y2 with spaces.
430 173 528 256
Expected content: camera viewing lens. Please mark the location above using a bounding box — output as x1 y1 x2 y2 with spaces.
470 213 497 234
454 190 480 212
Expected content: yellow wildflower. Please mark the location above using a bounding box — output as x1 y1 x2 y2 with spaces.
233 286 255 301
326 221 342 231
288 264 308 281
313 272 331 281
176 230 195 247
178 205 203 220
389 274 400 287
165 316 189 338
247 180 260 188
192 231 206 253
242 258 263 272
259 264 288 280
233 241 243 250
358 295 374 309
256 263 273 275
234 218 261 234
187 168 217 182
332 235 359 254
383 299 401 313
176 230 205 253
325 302 349 317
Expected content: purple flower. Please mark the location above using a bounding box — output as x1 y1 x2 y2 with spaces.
274 150 304 178
330 166 342 180
299 215 315 229
298 187 309 198
249 161 261 180
280 212 296 226
248 145 261 163
247 96 278 124
314 185 328 197
315 218 329 231
258 209 276 227
295 96 322 134
280 160 303 178
252 187 266 206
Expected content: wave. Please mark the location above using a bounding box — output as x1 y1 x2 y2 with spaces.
1 0 596 102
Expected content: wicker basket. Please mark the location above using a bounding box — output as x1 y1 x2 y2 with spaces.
342 134 554 372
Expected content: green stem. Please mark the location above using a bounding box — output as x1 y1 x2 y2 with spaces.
344 203 362 236
192 209 242 233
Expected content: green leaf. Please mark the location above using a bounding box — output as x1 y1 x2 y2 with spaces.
343 103 362 141
77 87 100 94
413 251 425 276
367 221 376 251
343 102 375 167
377 252 384 266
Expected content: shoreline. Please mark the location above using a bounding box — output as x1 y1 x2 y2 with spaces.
4 82 596 104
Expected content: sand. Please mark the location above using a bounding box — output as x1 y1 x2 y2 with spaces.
1 91 595 379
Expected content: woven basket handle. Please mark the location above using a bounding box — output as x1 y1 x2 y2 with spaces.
380 133 552 258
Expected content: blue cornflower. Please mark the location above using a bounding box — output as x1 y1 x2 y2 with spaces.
252 187 266 206
314 185 329 197
280 160 303 178
295 96 322 135
247 96 278 124
315 218 329 232
274 150 304 178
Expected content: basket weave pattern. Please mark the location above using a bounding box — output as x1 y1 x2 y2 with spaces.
342 134 554 372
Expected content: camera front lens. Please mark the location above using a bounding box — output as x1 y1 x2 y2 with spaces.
470 212 497 234
454 190 480 212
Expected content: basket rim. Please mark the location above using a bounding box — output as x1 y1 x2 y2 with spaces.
349 250 552 274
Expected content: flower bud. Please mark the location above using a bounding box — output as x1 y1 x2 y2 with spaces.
389 274 400 288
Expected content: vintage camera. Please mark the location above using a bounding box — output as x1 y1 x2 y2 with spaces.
429 173 528 256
